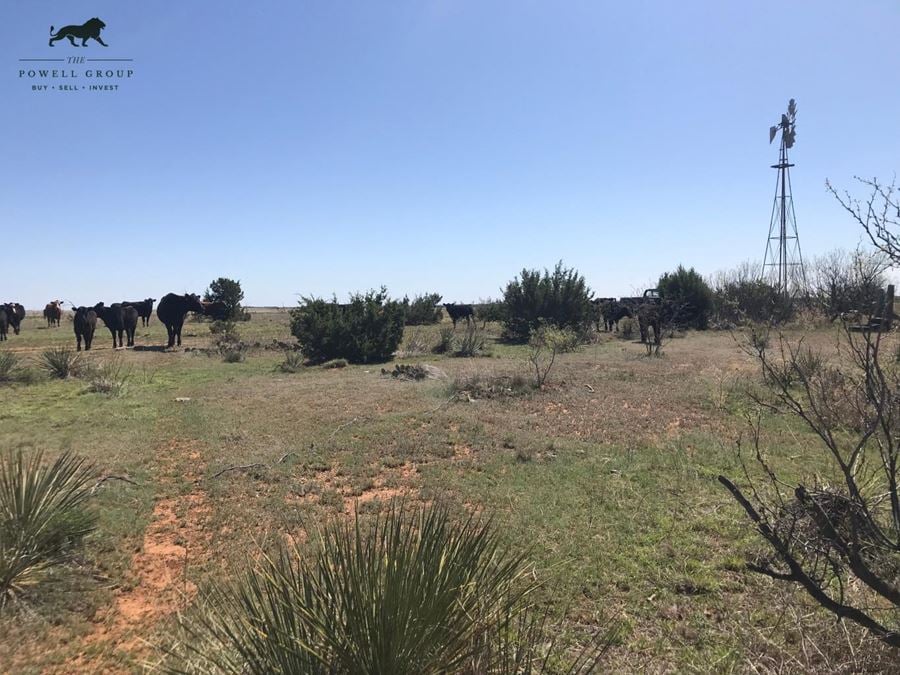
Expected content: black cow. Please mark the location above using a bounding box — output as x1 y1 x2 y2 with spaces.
122 305 139 346
157 293 205 348
443 303 474 327
4 303 24 335
0 306 8 341
73 306 98 351
121 298 156 326
93 302 127 349
602 301 632 332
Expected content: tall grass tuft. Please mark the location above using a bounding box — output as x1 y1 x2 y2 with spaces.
39 347 82 379
0 450 96 606
0 352 35 385
83 357 131 396
454 323 487 357
165 502 609 673
277 351 305 373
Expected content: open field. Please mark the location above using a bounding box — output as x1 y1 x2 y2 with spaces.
0 310 893 673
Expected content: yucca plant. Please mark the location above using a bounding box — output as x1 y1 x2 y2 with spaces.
165 503 609 673
0 352 19 382
39 347 82 379
278 351 306 373
454 323 487 357
0 450 96 606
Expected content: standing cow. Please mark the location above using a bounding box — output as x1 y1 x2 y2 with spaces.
44 300 62 327
0 305 8 341
93 303 127 349
443 303 474 328
122 305 139 346
73 306 98 351
157 293 205 348
4 303 25 335
121 298 156 326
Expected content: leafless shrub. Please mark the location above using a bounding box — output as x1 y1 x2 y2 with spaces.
721 323 900 650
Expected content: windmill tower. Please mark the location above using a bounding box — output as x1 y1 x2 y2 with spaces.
761 99 806 297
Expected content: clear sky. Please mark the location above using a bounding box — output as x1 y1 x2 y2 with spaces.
2 1 898 309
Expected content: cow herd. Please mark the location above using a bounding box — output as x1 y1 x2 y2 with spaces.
2 292 670 351
2 293 224 350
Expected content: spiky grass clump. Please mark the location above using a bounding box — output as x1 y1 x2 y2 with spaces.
165 503 608 673
83 358 131 396
0 450 96 606
39 347 82 379
454 323 487 357
0 352 35 385
277 352 305 373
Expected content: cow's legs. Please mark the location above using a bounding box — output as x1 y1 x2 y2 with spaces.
76 334 82 351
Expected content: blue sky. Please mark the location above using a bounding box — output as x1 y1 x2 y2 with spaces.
2 1 898 308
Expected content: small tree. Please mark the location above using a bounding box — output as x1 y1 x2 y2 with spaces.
290 288 406 364
711 261 793 325
527 325 575 388
204 278 245 321
403 293 443 326
809 248 890 320
721 178 900 650
657 265 713 329
502 261 593 343
720 326 900 649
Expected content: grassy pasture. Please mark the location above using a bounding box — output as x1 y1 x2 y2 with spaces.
0 310 890 672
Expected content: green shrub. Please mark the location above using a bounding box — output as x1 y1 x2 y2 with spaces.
403 293 443 326
502 261 593 342
0 450 96 606
619 316 635 340
528 325 574 388
657 265 714 329
290 289 406 364
714 279 793 325
475 299 506 326
39 347 82 379
204 278 245 321
164 502 608 673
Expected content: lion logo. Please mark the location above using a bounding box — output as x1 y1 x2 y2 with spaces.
49 18 108 47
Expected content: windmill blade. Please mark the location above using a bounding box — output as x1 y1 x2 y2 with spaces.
769 126 778 143
784 127 796 149
787 98 797 120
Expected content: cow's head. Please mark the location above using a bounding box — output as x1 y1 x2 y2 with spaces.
186 294 205 313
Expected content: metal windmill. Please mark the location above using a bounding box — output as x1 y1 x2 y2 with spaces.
761 98 807 297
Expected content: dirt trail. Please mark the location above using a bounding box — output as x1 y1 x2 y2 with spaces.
64 441 211 672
